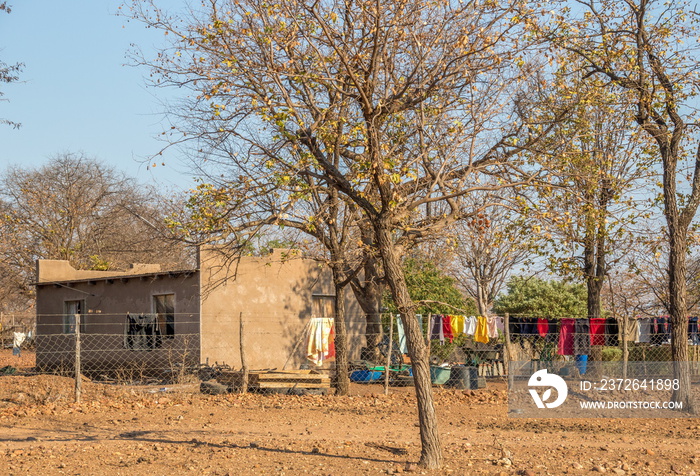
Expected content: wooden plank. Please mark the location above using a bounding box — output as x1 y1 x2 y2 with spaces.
255 381 331 389
255 373 330 381
254 379 329 386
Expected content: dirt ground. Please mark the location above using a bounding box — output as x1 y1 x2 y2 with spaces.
2 350 700 475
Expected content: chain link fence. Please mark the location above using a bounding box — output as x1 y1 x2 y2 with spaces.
504 315 700 380
4 313 506 398
8 312 698 402
0 312 35 350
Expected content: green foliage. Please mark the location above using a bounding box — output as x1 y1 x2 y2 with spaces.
384 258 476 316
601 347 622 362
493 276 586 318
89 255 110 271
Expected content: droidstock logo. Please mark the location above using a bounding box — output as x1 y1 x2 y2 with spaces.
528 369 568 409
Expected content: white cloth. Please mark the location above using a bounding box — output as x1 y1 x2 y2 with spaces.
306 318 334 366
396 314 408 354
465 316 477 336
13 332 26 348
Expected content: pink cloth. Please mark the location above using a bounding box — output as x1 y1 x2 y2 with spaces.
558 318 575 355
589 318 606 346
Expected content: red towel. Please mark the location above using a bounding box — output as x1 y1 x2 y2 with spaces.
537 318 549 338
442 315 454 343
558 318 575 355
327 326 336 359
589 318 606 346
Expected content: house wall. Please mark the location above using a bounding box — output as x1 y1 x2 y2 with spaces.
35 262 200 375
199 247 365 370
34 249 368 377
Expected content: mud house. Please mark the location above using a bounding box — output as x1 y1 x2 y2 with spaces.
34 247 362 378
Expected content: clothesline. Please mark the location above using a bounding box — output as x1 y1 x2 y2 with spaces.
508 316 700 356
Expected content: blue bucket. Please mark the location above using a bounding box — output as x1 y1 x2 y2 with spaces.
575 354 588 375
350 369 383 382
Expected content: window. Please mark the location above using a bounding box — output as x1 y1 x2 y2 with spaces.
63 300 85 334
153 294 175 338
312 295 336 318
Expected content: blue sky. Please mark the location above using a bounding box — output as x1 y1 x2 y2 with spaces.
0 1 195 191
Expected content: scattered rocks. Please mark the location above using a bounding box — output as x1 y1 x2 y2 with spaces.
495 457 512 467
199 380 229 395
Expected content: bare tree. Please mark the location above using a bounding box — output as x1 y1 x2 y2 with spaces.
0 152 189 309
452 200 531 315
535 0 700 411
128 0 562 467
525 68 654 321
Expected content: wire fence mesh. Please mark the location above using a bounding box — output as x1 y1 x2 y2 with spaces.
0 312 36 350
5 312 700 401
505 314 700 381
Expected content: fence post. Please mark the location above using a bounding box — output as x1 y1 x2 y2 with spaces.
504 313 513 387
622 316 628 380
75 313 81 404
239 312 248 394
384 313 394 395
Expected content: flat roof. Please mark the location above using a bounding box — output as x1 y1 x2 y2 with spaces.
34 268 199 286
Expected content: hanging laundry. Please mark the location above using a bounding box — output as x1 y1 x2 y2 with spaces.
495 316 505 334
450 315 466 336
605 317 619 346
589 318 606 346
650 317 670 345
637 318 651 343
508 316 521 343
396 314 408 354
474 315 489 343
524 318 539 336
125 313 162 351
558 318 575 355
537 318 549 338
466 316 477 336
307 317 335 366
621 316 640 343
430 314 444 344
12 332 26 357
659 317 671 344
574 319 591 355
486 316 499 339
442 315 454 343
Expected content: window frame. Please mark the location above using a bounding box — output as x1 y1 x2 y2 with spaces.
63 299 86 334
152 293 175 338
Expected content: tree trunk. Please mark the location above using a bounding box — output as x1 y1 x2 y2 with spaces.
374 225 442 468
583 186 607 322
667 227 695 412
351 279 383 362
351 232 384 363
475 281 489 316
333 277 350 396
